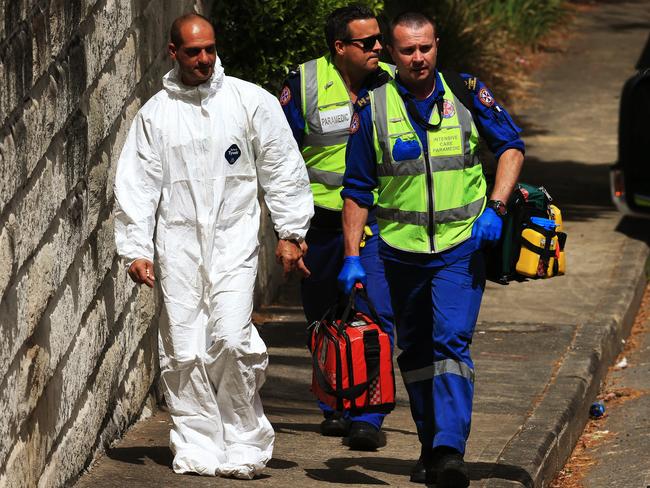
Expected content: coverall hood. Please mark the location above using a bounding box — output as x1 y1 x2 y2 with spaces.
163 55 225 101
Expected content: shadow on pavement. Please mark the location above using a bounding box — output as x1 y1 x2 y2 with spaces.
471 461 534 485
608 20 650 31
517 156 618 224
258 324 307 348
271 421 321 434
267 354 309 368
482 152 616 223
267 458 299 469
105 445 172 467
615 215 650 244
304 457 533 486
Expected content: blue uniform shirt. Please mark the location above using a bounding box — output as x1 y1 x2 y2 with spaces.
342 69 525 265
279 72 306 145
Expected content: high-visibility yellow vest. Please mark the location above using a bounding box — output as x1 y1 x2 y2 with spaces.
300 55 393 210
370 73 486 253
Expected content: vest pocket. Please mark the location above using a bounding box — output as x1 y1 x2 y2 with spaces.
392 137 422 161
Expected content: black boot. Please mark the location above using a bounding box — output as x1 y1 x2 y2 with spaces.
409 446 435 483
430 447 469 488
320 413 351 437
348 421 384 450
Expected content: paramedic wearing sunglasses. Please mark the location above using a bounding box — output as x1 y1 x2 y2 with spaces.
339 11 524 487
114 13 313 479
279 6 396 451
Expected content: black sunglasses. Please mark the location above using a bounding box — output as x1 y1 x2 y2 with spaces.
343 33 384 52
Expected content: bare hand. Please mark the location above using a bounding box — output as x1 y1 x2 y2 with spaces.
128 259 155 288
275 239 310 278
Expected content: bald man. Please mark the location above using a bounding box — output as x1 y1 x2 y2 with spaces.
114 13 313 479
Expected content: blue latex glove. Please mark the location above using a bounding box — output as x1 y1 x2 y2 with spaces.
337 256 367 294
472 207 503 247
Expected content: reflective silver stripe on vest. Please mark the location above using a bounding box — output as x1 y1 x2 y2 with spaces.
401 359 475 385
303 59 320 134
303 131 349 147
429 152 480 172
302 59 350 147
373 84 392 166
377 197 484 225
373 82 480 173
376 158 425 177
307 167 344 187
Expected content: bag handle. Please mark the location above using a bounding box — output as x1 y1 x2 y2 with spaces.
339 284 383 332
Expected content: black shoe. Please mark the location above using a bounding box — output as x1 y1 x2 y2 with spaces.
348 421 384 451
320 414 351 437
430 448 469 488
410 447 435 483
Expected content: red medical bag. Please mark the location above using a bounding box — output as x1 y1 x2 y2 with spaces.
307 285 395 414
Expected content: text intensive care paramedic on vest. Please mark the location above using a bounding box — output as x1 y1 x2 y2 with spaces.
113 14 313 480
338 12 524 488
279 6 396 450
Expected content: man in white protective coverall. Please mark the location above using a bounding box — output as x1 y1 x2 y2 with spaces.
113 13 314 479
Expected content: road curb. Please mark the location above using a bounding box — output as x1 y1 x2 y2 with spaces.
485 236 649 488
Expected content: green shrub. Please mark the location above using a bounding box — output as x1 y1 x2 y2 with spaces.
211 0 383 92
210 0 565 96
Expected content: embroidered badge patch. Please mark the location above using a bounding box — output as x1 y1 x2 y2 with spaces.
279 86 291 106
442 99 455 119
349 112 360 134
225 144 241 164
478 87 494 107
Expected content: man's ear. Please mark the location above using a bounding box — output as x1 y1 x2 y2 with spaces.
334 40 345 56
168 42 177 60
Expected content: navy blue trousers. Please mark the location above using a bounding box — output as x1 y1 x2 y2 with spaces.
302 223 395 429
383 240 485 453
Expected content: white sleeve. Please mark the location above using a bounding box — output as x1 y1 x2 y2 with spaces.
113 111 163 262
251 88 314 240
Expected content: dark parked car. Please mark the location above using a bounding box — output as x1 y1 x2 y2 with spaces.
610 34 650 218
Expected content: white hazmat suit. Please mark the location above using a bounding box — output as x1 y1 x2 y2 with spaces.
114 59 313 478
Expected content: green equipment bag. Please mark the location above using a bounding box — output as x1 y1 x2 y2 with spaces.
485 183 567 284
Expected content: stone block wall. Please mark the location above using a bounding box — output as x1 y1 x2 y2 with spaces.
0 1 227 486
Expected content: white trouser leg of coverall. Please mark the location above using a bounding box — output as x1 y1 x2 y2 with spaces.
158 265 274 478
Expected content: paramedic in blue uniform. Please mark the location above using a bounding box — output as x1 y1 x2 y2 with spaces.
339 11 524 487
279 5 396 451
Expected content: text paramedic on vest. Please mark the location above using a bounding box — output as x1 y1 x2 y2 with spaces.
113 13 314 479
279 5 396 451
339 11 525 487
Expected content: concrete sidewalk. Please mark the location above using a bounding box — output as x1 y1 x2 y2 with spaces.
74 2 650 487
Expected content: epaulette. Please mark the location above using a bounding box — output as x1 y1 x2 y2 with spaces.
287 68 300 79
355 94 371 109
463 76 478 93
